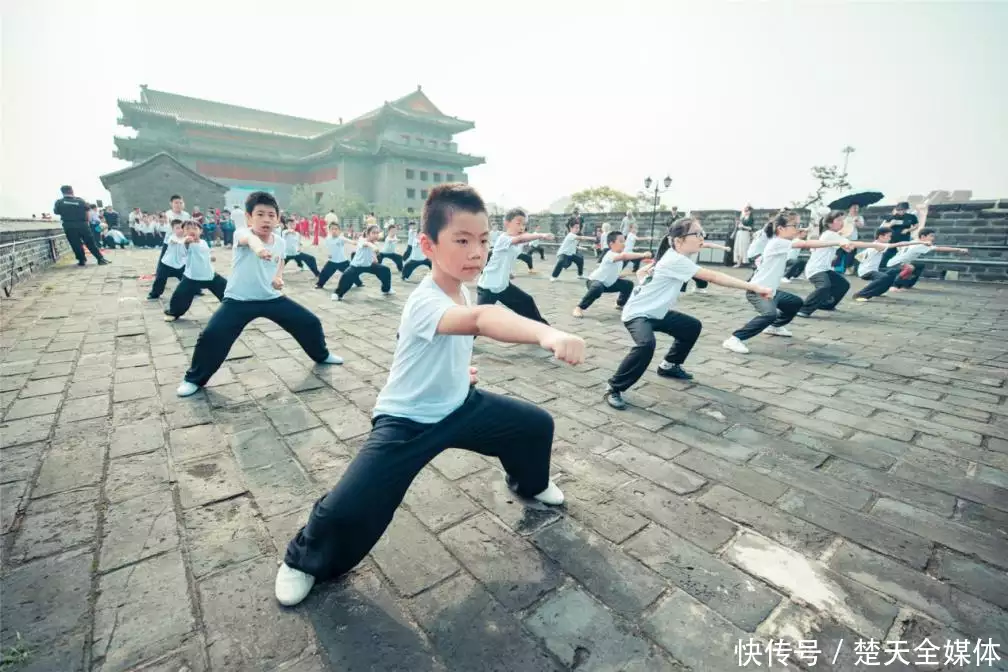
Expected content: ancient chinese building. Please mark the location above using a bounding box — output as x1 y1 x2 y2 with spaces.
109 85 484 213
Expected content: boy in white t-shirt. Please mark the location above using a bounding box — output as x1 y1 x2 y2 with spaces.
377 224 405 273
604 218 771 410
281 218 321 278
884 227 968 291
549 221 595 281
851 227 923 301
403 221 418 261
147 219 187 299
723 212 855 354
332 225 394 300
159 194 191 263
315 221 362 290
164 220 228 320
276 184 585 607
476 208 554 324
573 231 651 317
797 210 877 317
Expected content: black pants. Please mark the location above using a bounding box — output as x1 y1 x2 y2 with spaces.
149 262 185 298
377 252 404 272
854 269 898 298
63 224 105 264
403 245 412 261
158 242 168 262
732 290 803 340
184 296 330 387
476 283 549 324
166 275 227 317
681 278 709 291
551 253 584 278
146 233 158 248
284 253 320 277
784 258 806 279
222 228 235 246
317 260 362 289
284 388 553 581
879 244 905 272
801 270 850 314
517 253 534 269
622 259 642 272
608 312 702 393
893 263 925 288
530 246 545 260
578 278 633 310
335 264 392 298
403 258 432 279
103 236 127 249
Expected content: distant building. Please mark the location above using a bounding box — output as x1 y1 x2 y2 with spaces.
109 85 484 213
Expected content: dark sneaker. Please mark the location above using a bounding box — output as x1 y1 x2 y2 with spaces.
657 364 693 380
604 389 627 410
97 259 110 265
796 312 812 319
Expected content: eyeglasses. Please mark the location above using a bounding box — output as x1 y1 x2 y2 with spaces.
684 230 706 239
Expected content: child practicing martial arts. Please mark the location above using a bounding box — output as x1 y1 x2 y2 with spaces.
622 222 643 272
281 218 320 278
315 222 362 290
377 224 405 272
603 217 771 411
147 219 187 300
851 227 924 301
572 231 651 318
549 220 595 281
797 210 882 317
402 236 433 281
722 212 855 354
276 183 586 607
332 224 395 300
164 220 227 321
176 192 343 397
476 207 554 324
403 221 417 261
883 228 968 292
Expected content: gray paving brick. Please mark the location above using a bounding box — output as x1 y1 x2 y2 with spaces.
625 524 781 630
932 547 1008 610
642 588 746 672
675 449 789 504
660 425 758 463
183 496 269 579
828 541 1008 644
725 532 899 639
11 487 99 563
176 453 247 509
699 485 834 556
408 573 560 672
786 429 897 469
34 443 105 497
552 445 636 492
533 518 665 617
554 477 648 544
616 479 738 551
892 461 1008 513
822 458 956 516
371 509 459 597
458 468 561 535
604 445 706 494
169 423 228 464
1 413 55 446
106 449 171 504
525 585 680 671
757 600 866 672
871 497 1008 569
403 467 479 532
440 513 560 610
99 488 179 573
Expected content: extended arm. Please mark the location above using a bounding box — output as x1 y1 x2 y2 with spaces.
694 268 771 296
612 251 652 262
702 242 731 252
436 305 585 365
792 238 852 250
932 245 969 254
509 232 553 245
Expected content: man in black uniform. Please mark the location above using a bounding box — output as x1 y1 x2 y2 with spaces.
103 205 120 230
878 201 919 270
53 185 109 266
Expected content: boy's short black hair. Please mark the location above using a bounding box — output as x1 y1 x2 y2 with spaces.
170 194 183 202
606 231 624 246
875 226 893 238
504 207 527 222
245 191 280 216
183 219 203 230
170 219 184 226
567 220 581 231
918 227 935 238
221 209 230 215
422 183 487 242
60 185 73 195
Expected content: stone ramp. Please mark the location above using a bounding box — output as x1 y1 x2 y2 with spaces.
1 247 1007 671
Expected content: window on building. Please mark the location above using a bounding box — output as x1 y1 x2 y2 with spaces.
407 207 415 214
420 171 428 181
405 169 415 179
406 188 416 199
433 172 442 183
421 189 429 199
446 173 455 182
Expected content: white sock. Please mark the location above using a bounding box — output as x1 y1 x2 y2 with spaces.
659 361 674 370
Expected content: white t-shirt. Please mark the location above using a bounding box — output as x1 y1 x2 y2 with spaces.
621 217 634 236
183 240 214 281
224 231 285 301
407 229 417 247
621 250 700 322
557 232 579 256
324 212 339 226
625 233 638 253
749 237 794 294
283 230 300 256
805 230 847 279
350 239 376 267
888 243 932 267
478 235 520 293
325 235 347 263
163 210 191 243
489 230 502 248
787 246 801 262
231 210 247 230
589 250 622 287
844 215 865 241
746 230 768 261
382 234 398 254
857 248 885 277
372 277 473 423
408 241 428 262
161 238 187 269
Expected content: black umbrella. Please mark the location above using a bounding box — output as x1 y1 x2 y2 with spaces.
829 191 884 211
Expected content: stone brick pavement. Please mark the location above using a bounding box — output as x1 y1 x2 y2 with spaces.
2 246 1007 671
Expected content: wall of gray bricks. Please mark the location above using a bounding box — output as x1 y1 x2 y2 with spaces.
0 221 72 295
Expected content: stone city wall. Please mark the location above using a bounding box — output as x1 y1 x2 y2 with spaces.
0 221 72 295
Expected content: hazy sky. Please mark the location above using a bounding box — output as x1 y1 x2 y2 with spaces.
3 0 1006 217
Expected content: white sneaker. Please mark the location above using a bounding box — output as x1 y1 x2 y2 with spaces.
533 480 565 506
331 294 342 302
323 353 344 365
274 562 315 606
383 288 396 296
780 277 792 284
722 336 750 354
176 381 200 397
550 277 558 283
764 326 793 337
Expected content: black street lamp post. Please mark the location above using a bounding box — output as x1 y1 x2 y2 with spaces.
644 175 673 252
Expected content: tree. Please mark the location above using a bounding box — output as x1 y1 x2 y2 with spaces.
566 186 639 214
792 165 852 210
287 184 370 219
